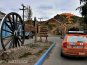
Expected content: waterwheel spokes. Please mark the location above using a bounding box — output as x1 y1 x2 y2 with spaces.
0 12 25 51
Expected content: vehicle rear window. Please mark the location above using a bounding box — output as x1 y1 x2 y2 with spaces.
68 36 87 42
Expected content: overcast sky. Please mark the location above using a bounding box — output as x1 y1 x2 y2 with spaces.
0 0 81 20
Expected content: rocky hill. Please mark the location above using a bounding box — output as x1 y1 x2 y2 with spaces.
39 13 83 35
54 13 82 23
25 13 83 35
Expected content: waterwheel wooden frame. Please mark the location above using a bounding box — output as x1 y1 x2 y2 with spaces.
0 12 25 51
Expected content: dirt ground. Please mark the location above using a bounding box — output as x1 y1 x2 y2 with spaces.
0 40 52 65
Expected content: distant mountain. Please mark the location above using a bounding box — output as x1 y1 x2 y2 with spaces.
24 13 83 35
60 13 75 16
54 13 82 23
54 14 67 23
38 13 83 35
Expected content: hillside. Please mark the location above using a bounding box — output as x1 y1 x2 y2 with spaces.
54 13 82 23
39 13 83 35
25 13 83 35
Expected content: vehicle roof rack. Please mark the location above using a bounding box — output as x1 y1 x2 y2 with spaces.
66 31 85 34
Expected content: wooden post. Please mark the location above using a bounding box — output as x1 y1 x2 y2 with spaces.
34 17 37 43
34 27 37 42
45 36 48 42
39 26 48 42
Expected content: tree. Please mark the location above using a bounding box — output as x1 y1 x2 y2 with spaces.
76 0 87 30
80 0 87 4
76 0 87 24
25 5 32 20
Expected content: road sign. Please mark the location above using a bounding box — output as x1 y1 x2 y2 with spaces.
38 26 48 42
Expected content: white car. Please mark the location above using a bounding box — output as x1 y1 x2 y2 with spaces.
25 32 33 39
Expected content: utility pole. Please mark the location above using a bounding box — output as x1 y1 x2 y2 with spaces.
20 4 26 21
34 17 37 42
38 18 43 22
38 18 43 33
38 18 43 42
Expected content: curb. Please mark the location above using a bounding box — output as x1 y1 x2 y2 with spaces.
34 43 55 65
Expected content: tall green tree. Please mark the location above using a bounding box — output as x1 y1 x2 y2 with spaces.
76 0 87 24
80 0 87 4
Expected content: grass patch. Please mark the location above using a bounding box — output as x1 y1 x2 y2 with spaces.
35 49 44 56
19 52 32 58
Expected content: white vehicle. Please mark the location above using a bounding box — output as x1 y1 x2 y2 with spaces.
25 32 33 39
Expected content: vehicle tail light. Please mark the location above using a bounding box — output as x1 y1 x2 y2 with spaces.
63 42 67 48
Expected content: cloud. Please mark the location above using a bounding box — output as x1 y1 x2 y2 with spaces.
38 6 53 10
0 0 81 21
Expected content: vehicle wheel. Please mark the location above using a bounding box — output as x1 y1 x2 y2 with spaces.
61 50 65 57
